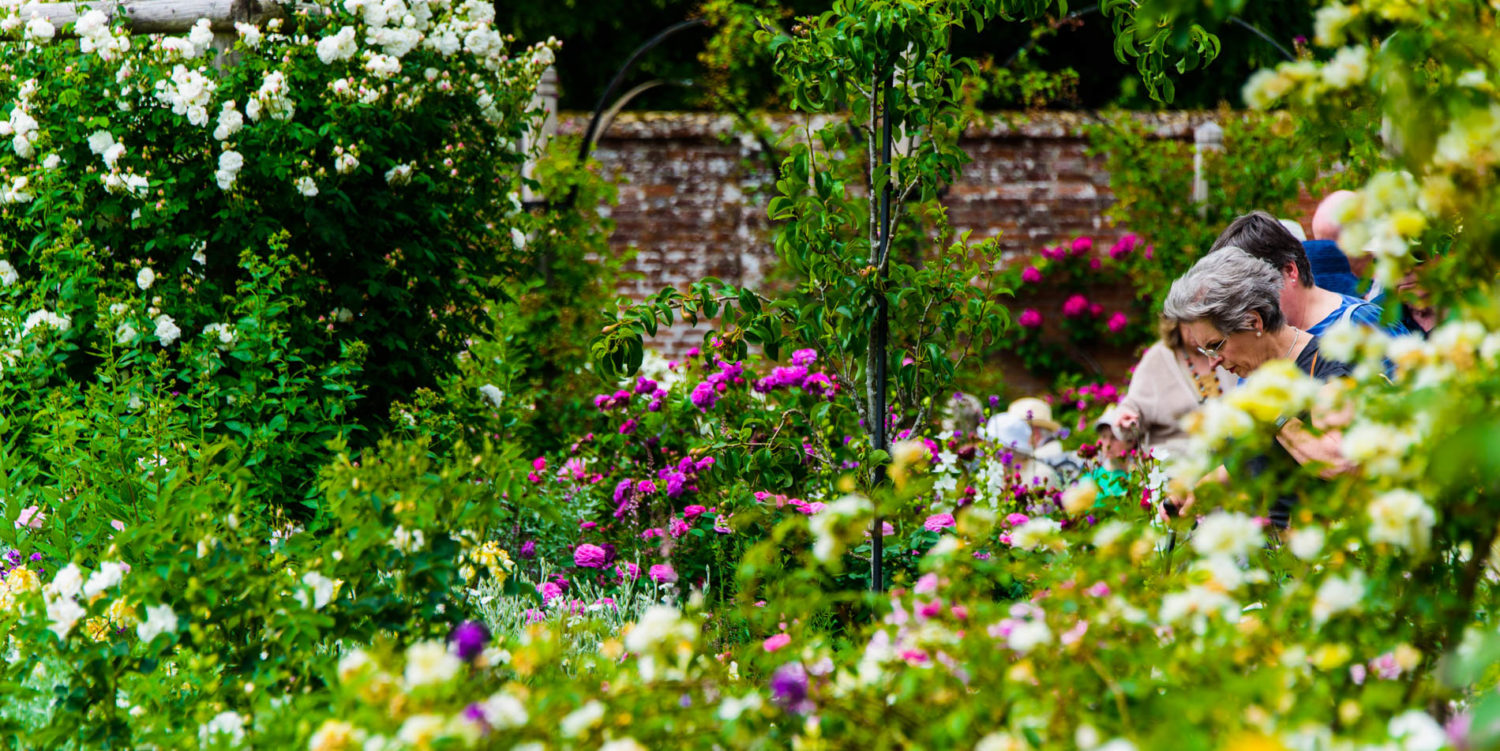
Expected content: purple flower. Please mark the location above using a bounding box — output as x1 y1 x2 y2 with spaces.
695 456 715 472
690 381 720 412
669 517 690 538
648 399 662 412
616 562 640 581
1018 309 1042 328
574 544 608 568
801 373 835 397
791 349 818 367
613 479 635 505
450 621 490 661
637 479 657 495
519 540 536 559
618 418 638 435
770 662 813 714
462 702 488 730
634 378 658 395
665 471 688 498
649 564 677 583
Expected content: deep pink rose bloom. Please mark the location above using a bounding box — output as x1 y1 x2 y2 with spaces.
538 581 563 603
1107 312 1128 333
573 544 608 568
1071 236 1092 254
1021 266 1042 283
763 633 791 652
683 505 707 519
923 513 956 532
1062 295 1089 318
1018 309 1043 328
649 564 678 583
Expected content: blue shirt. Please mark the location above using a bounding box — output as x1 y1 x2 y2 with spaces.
1306 294 1410 338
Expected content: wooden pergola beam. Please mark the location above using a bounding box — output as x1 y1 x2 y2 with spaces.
23 0 286 34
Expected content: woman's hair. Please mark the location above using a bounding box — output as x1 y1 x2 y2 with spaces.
1157 315 1183 350
1162 246 1286 334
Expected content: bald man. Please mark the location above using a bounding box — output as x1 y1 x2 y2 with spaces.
1301 191 1363 298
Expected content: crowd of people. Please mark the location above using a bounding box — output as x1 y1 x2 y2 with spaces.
994 194 1439 528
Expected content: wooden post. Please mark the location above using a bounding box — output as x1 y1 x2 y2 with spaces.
521 66 558 205
24 0 284 35
1192 120 1223 220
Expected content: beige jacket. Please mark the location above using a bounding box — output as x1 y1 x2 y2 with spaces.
1118 341 1236 457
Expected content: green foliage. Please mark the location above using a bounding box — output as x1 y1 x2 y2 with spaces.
1086 112 1351 311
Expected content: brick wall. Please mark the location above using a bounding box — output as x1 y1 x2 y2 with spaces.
560 111 1227 390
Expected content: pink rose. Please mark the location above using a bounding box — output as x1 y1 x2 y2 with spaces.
15 506 43 530
763 633 791 652
1062 295 1089 318
683 505 706 519
1071 236 1093 254
573 544 607 568
923 513 956 532
649 564 677 583
1018 309 1043 328
1021 266 1042 283
1107 312 1128 333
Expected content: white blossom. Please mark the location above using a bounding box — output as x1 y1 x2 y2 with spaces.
83 561 128 599
234 22 262 48
385 162 414 185
24 17 56 41
1368 489 1436 552
213 102 243 141
198 712 245 747
136 267 155 290
1190 512 1265 559
0 260 17 286
335 151 359 174
559 701 605 738
136 603 178 641
298 570 337 610
316 26 359 64
403 640 461 687
478 384 503 408
1287 527 1325 561
1312 570 1365 623
295 176 319 197
479 692 528 729
45 593 86 639
153 314 182 346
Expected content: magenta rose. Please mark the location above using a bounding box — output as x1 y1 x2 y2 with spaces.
573 544 607 569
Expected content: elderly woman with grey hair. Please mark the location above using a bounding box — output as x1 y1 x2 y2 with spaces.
1161 246 1354 527
1163 246 1352 381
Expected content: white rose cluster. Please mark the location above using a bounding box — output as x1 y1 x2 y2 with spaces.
155 64 218 127
247 70 296 122
75 10 131 60
316 25 359 64
216 150 244 190
88 130 127 169
213 101 243 141
0 88 41 160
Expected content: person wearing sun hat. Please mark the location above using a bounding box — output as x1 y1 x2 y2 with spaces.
1006 397 1060 447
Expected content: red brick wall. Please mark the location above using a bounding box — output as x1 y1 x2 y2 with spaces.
561 111 1215 385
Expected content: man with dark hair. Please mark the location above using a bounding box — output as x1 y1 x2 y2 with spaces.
1210 210 1407 337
